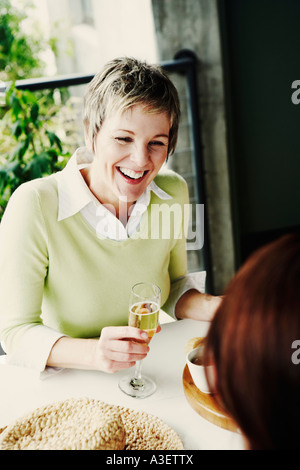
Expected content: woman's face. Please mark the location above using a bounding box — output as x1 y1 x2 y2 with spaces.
85 104 170 214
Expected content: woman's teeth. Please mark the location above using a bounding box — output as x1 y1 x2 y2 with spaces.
118 167 145 179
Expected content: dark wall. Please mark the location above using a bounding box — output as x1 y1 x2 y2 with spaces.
218 0 300 265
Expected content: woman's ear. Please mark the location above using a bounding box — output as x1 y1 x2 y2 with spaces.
84 127 93 151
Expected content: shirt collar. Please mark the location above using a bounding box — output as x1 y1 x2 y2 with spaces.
57 147 172 222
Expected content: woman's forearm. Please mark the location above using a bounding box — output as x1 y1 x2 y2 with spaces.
175 289 222 321
47 336 98 370
46 326 151 373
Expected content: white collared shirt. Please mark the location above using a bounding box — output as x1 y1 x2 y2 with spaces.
56 147 173 240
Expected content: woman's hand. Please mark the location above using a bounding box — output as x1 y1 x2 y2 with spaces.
90 325 161 373
47 325 161 373
175 289 223 321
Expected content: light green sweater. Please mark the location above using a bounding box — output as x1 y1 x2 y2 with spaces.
0 169 188 356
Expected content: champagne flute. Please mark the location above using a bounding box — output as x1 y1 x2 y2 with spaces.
118 282 161 398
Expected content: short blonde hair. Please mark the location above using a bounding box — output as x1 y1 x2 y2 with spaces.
83 57 180 155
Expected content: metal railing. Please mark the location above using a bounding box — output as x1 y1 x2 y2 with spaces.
0 49 213 292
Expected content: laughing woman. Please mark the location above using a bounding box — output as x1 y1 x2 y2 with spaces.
0 57 221 373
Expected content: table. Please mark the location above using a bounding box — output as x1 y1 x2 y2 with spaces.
0 318 244 450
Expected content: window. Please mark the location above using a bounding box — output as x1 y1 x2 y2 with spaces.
81 0 94 25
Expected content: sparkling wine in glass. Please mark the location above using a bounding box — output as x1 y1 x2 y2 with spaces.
118 282 161 398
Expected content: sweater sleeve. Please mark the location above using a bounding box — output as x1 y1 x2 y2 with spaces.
0 182 65 370
162 271 207 319
160 172 207 318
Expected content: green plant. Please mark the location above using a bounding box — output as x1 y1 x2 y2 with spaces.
0 0 46 82
0 84 71 219
0 0 83 220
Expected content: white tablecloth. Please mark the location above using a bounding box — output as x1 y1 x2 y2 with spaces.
0 318 244 450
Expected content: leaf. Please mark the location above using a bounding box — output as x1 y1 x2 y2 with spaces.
30 102 39 124
0 161 23 193
3 160 23 176
9 93 22 118
24 152 52 180
45 149 59 166
0 170 9 193
46 131 62 152
10 119 22 138
21 89 37 105
9 138 30 161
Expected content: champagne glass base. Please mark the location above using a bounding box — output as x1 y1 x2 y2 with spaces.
118 375 157 398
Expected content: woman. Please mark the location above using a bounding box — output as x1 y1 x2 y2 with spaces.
0 57 220 374
204 233 300 449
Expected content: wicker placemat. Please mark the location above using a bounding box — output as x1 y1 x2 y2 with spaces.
0 397 184 450
115 406 183 450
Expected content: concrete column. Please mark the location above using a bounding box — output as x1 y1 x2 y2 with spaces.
151 0 235 294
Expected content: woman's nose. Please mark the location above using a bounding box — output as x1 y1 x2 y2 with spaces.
130 144 149 167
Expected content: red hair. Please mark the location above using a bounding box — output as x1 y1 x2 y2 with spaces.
204 233 300 449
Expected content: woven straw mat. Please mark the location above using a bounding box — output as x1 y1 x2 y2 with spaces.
0 397 184 450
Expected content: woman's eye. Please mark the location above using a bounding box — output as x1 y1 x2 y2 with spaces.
149 141 166 147
115 137 132 143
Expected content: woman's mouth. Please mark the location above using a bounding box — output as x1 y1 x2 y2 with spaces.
117 166 148 183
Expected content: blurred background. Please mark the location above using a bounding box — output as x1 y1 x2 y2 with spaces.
1 0 300 295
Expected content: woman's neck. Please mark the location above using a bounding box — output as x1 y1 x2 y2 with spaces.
80 166 134 224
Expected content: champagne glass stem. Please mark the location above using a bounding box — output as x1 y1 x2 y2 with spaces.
134 360 142 380
130 360 144 390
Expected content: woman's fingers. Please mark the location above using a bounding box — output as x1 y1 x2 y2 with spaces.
101 325 149 342
106 338 150 365
106 360 137 372
110 338 149 354
95 325 158 373
107 347 149 364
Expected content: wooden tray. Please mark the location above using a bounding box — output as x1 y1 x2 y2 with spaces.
183 364 238 433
